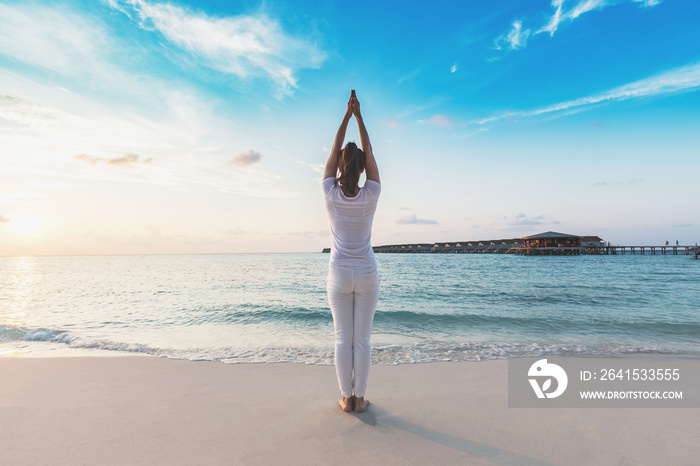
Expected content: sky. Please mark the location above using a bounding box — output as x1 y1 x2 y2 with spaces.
1 0 699 255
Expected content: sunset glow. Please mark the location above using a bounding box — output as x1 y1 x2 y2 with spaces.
9 216 45 238
1 0 699 256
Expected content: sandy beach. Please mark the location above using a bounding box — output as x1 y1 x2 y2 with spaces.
1 356 697 465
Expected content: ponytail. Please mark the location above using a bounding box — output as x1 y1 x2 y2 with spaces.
336 142 366 197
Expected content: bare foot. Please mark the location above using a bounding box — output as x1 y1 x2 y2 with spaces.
338 397 353 413
353 396 369 413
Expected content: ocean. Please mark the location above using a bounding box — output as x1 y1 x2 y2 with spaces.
1 253 698 363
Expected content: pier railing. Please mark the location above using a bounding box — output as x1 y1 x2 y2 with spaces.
593 245 692 255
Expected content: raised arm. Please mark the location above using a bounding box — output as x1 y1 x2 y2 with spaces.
353 96 380 184
323 95 354 180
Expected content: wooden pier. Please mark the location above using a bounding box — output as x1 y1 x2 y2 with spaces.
512 245 691 256
596 245 690 255
363 243 696 256
324 231 697 256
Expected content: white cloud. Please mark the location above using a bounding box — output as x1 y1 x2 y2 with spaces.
110 0 325 97
0 2 291 200
495 20 531 51
0 78 290 198
569 0 609 20
229 150 263 166
539 0 565 36
0 3 106 77
509 213 546 226
474 61 700 126
506 0 664 50
396 214 438 225
538 0 610 37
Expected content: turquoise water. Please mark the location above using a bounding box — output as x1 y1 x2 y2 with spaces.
1 253 698 363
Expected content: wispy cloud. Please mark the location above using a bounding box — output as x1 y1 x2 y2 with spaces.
396 214 438 225
229 150 263 167
0 2 291 199
494 20 530 51
223 226 246 236
592 178 644 187
292 159 324 175
544 0 663 35
474 61 700 126
496 0 663 53
632 0 662 6
0 3 107 77
74 153 153 167
384 118 400 128
110 0 325 97
0 191 46 205
287 230 330 238
539 0 565 36
538 0 610 37
1 87 290 198
0 215 11 223
419 114 451 127
509 213 546 226
569 0 609 20
397 66 423 85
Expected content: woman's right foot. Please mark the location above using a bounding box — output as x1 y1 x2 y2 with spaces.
353 396 369 413
338 397 353 413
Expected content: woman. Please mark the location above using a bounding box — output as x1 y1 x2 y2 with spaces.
323 90 381 413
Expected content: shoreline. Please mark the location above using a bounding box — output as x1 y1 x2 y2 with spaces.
2 356 697 465
4 340 697 364
4 331 699 364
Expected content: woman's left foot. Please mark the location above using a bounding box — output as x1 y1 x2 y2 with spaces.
338 397 353 413
353 396 369 413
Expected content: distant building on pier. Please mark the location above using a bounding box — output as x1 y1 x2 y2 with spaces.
522 231 582 248
324 231 607 255
581 235 604 247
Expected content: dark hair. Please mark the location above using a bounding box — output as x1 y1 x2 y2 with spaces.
336 142 366 197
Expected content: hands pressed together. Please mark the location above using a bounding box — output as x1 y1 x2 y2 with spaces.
346 90 361 119
325 88 378 183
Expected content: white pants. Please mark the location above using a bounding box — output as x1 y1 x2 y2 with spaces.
327 265 379 398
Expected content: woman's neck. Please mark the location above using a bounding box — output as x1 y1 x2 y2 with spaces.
344 186 360 197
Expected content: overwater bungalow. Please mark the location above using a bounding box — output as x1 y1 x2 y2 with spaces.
521 231 582 248
581 236 604 247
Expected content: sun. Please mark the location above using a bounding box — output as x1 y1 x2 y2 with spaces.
10 216 45 237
